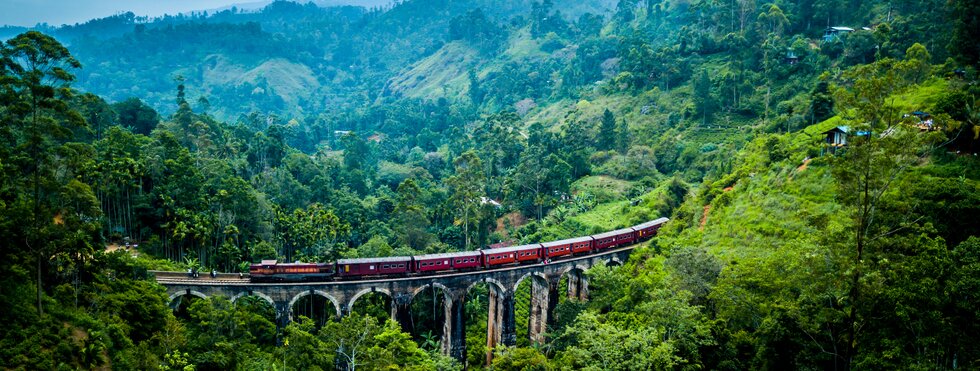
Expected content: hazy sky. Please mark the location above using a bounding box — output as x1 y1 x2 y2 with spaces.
0 0 247 27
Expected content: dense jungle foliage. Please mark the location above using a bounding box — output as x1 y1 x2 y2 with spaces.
1 0 979 369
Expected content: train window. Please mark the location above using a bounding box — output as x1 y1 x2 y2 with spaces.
370 265 375 270
383 265 389 269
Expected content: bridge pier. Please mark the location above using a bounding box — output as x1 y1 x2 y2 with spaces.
486 289 502 364
547 278 559 328
485 289 517 364
442 289 467 361
275 301 292 331
392 292 414 334
501 292 517 347
566 270 589 301
528 276 550 344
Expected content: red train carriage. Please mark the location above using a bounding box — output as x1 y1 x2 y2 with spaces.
413 251 482 273
450 251 483 270
591 227 636 250
542 236 593 259
336 257 412 277
483 244 542 267
249 260 334 281
631 217 669 241
414 253 454 273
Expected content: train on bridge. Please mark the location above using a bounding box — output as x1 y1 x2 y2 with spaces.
249 218 668 282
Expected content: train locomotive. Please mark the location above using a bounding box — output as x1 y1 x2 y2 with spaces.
249 217 668 282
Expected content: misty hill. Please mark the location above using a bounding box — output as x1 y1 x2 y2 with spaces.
48 0 615 120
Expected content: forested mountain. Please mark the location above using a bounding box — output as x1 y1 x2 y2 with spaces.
1 0 979 369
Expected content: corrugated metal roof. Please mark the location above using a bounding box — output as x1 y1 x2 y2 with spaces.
414 251 482 260
336 256 413 264
484 244 542 254
632 217 670 230
592 227 635 239
541 236 593 247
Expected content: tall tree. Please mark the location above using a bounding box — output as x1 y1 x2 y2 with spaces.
830 60 945 368
446 151 484 250
394 179 433 251
2 31 90 315
507 146 572 220
598 109 617 151
113 97 160 135
948 0 980 65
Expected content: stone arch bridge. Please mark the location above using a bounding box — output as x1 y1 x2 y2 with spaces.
155 247 634 362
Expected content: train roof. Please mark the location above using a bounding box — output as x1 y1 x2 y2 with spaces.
253 260 327 266
540 235 594 247
336 256 412 264
414 250 482 260
632 217 670 230
484 243 542 254
591 227 636 239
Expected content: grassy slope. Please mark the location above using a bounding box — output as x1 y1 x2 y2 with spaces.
385 41 479 99
666 77 965 258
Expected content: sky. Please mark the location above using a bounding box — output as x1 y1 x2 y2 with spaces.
0 0 251 27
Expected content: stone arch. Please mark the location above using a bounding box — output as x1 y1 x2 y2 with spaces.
168 289 208 304
465 277 508 297
558 265 590 302
289 290 342 318
556 263 591 278
348 287 393 311
512 271 549 293
411 282 452 302
230 291 275 307
606 256 623 267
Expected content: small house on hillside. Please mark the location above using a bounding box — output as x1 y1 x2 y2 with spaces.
480 197 502 208
823 126 870 154
824 126 849 147
905 111 935 130
823 26 854 42
785 49 800 64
